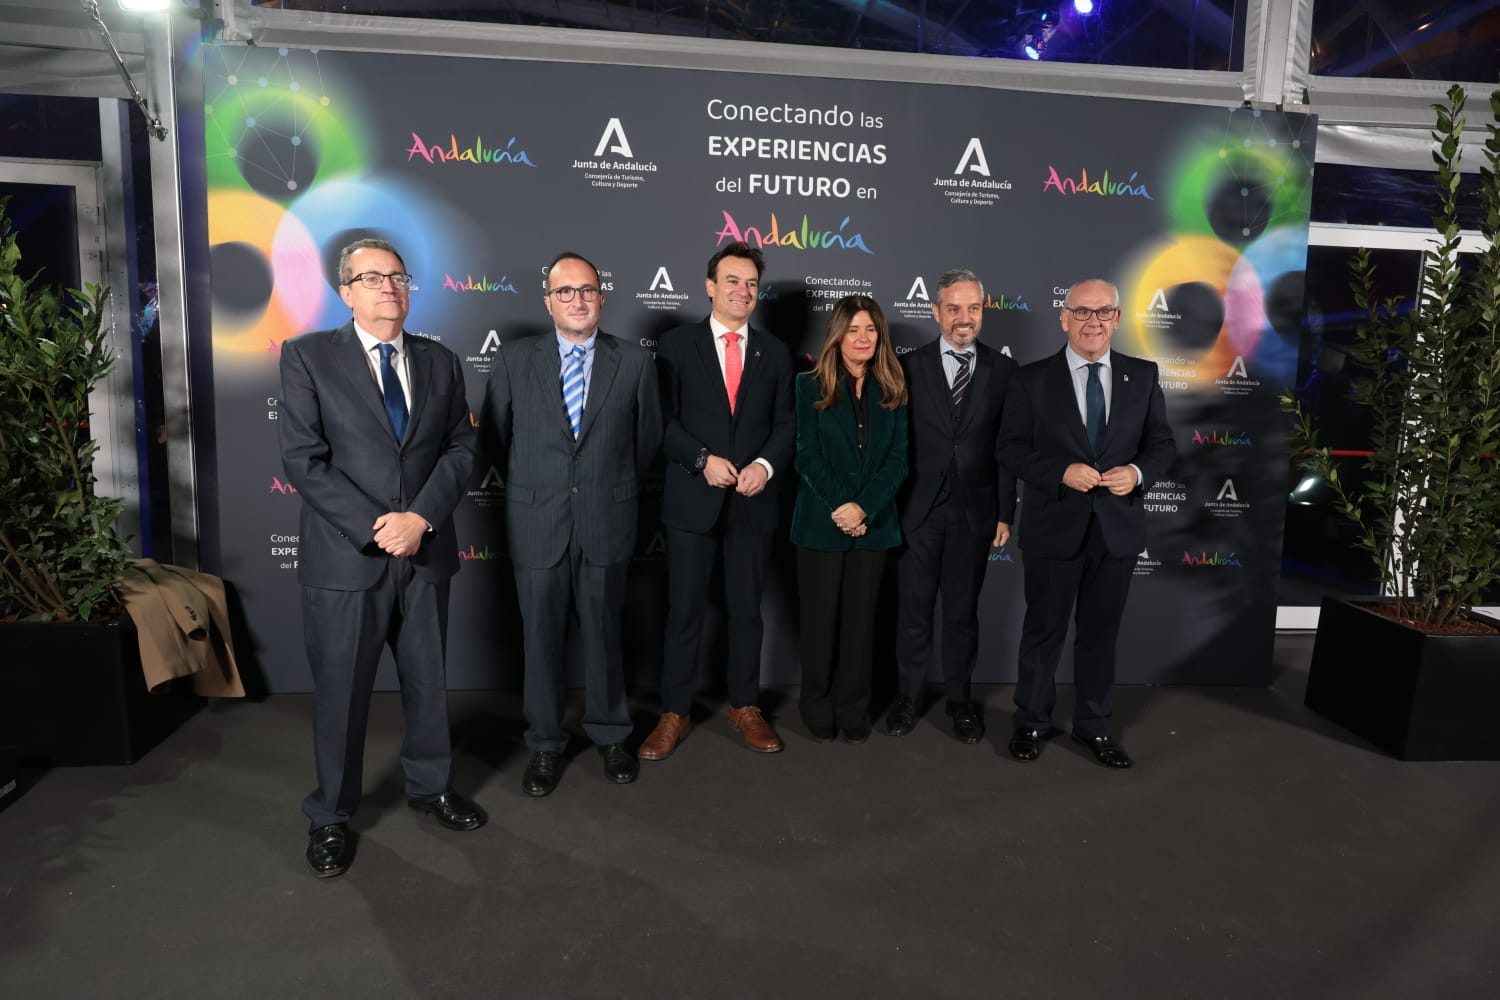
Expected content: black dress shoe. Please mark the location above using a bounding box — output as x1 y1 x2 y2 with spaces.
522 751 563 797
840 727 870 745
599 743 639 784
885 697 918 737
1072 731 1134 769
946 700 985 744
306 823 355 879
807 724 837 743
408 791 487 831
1008 728 1046 762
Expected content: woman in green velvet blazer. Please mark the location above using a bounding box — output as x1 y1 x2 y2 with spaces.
791 294 909 743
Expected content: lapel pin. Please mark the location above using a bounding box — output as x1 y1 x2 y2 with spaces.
1123 374 1130 382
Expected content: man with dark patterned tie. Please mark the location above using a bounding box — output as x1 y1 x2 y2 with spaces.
890 268 1017 744
278 238 483 879
478 252 662 797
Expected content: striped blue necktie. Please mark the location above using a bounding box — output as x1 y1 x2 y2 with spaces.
562 344 586 439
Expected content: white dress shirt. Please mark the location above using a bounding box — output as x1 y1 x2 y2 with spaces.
354 324 412 410
708 315 774 480
1064 345 1141 485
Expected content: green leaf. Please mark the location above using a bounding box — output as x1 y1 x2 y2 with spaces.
0 198 126 622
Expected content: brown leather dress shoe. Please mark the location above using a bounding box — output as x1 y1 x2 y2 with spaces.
639 711 691 761
727 704 784 753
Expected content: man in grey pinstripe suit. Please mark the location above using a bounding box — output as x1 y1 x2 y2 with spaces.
479 252 662 797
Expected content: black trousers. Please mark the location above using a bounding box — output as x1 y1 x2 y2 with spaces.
659 516 774 715
895 498 991 703
302 558 453 830
795 546 888 732
1014 513 1132 739
514 545 633 753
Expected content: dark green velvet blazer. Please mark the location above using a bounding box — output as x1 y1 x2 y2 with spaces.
790 371 909 552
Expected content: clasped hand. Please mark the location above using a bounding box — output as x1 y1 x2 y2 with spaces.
1063 463 1138 496
704 454 768 496
373 511 427 558
831 502 867 536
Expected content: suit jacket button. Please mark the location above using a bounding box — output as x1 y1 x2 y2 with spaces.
390 497 400 504
570 486 579 494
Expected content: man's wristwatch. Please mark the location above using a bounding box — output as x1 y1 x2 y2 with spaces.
693 448 710 475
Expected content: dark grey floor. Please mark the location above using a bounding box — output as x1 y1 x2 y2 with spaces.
3 633 1498 1000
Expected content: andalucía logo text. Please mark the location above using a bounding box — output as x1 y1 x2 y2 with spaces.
1180 550 1243 567
407 133 535 166
444 274 517 293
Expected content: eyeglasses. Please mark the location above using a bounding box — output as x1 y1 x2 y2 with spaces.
344 271 417 291
1066 305 1120 322
547 285 601 303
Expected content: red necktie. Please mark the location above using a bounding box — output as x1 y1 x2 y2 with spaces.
724 330 743 413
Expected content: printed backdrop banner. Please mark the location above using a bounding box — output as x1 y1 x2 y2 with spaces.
204 45 1315 693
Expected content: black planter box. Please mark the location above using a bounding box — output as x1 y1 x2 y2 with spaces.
1306 597 1500 761
0 615 200 766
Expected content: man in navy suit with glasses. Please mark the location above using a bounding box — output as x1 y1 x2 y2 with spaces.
279 237 484 879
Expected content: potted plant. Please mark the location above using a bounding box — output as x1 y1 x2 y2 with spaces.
1283 84 1500 760
0 199 193 765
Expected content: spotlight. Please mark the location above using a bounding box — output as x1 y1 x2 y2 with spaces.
1018 20 1056 61
1074 0 1095 14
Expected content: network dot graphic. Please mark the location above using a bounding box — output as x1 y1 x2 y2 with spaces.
205 46 338 202
1184 107 1317 246
1126 106 1317 379
204 45 365 356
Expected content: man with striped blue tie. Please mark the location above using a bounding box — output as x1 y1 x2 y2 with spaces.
479 252 662 797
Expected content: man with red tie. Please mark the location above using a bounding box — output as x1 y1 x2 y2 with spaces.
643 242 796 759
